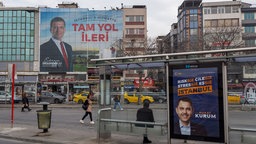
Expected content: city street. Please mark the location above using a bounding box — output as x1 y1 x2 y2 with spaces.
0 104 256 143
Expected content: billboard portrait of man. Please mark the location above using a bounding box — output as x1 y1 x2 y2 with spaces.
174 97 207 136
170 63 226 143
40 17 73 72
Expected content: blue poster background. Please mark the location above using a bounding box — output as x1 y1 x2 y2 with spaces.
172 67 219 137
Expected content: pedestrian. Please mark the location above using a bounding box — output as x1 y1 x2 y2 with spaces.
113 95 123 111
21 92 31 112
80 93 94 124
136 101 154 144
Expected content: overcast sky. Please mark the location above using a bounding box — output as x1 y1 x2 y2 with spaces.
2 0 256 38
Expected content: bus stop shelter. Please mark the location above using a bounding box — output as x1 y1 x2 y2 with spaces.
91 47 256 144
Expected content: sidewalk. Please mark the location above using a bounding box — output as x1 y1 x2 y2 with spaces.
0 123 158 144
0 103 254 144
0 103 167 144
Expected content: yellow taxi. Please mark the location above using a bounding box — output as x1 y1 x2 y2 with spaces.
73 91 89 104
228 95 241 104
124 91 154 104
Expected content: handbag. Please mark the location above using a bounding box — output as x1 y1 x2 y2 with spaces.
82 103 88 110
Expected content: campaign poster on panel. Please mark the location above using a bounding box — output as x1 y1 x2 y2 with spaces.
169 62 225 143
40 8 123 72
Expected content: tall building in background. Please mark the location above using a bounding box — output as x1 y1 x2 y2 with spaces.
177 0 203 52
202 0 247 52
122 5 147 56
116 5 148 88
0 7 39 93
241 2 256 47
0 2 147 97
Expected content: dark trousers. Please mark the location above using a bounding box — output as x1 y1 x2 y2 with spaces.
82 111 92 121
22 104 31 111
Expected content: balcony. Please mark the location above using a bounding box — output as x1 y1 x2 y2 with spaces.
125 21 144 25
125 34 145 38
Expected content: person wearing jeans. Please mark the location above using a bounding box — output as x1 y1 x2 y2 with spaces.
113 95 123 111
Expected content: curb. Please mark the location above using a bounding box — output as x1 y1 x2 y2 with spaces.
0 134 63 144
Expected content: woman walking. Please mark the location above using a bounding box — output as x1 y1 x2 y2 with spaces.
80 93 94 124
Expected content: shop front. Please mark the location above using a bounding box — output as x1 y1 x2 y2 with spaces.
38 73 87 101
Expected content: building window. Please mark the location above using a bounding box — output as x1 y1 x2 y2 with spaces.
218 19 225 27
190 9 197 14
231 19 239 26
204 8 211 14
244 12 255 20
218 7 225 14
225 19 232 27
125 15 144 22
190 21 198 28
126 28 144 35
245 40 255 47
205 20 211 27
190 14 197 21
211 20 218 27
0 10 35 61
232 6 239 13
190 29 198 35
211 7 217 14
206 19 239 27
225 6 231 13
244 26 255 33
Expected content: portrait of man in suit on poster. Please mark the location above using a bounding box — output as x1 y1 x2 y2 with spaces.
40 16 73 72
174 97 207 136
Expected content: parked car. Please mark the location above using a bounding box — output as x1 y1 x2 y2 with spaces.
39 92 66 104
124 91 154 104
73 91 89 104
73 91 97 104
25 91 39 103
0 91 21 103
141 92 167 103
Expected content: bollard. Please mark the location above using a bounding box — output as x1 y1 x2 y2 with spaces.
37 102 51 133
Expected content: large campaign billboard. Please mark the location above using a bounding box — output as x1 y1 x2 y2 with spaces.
169 62 225 143
40 8 123 72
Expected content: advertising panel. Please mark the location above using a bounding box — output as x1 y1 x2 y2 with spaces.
40 8 123 72
169 62 225 142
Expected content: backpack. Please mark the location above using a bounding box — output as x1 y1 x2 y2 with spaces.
82 100 89 110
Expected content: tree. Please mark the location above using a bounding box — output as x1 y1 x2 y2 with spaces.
203 26 243 50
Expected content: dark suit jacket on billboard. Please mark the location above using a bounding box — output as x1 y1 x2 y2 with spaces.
40 39 73 72
135 107 155 128
174 121 207 136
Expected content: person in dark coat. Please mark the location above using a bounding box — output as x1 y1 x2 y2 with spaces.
174 97 207 136
21 92 31 112
136 101 154 144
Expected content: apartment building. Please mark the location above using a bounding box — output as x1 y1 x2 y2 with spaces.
0 2 148 96
241 3 256 47
177 0 203 52
202 1 249 51
0 7 39 93
122 5 147 56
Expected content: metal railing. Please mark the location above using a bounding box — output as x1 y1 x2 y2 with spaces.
100 118 167 136
229 126 256 144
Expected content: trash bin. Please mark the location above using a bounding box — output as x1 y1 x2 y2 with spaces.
37 110 51 132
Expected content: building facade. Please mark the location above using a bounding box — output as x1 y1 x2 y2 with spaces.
177 0 203 52
0 7 39 95
0 3 148 98
202 0 247 51
241 3 256 47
